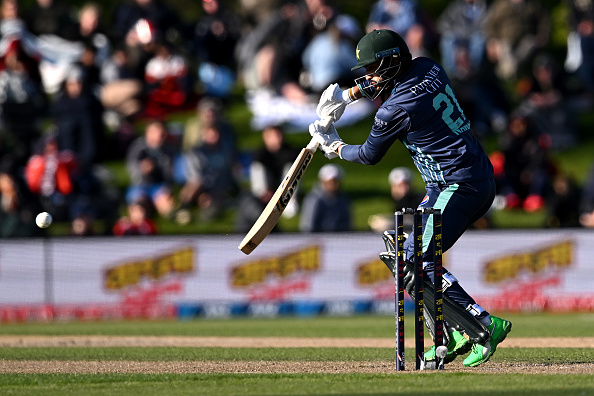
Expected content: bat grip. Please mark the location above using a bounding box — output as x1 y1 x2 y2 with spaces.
306 115 333 151
319 116 333 131
306 136 320 151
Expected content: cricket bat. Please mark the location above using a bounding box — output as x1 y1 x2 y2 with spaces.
238 117 333 255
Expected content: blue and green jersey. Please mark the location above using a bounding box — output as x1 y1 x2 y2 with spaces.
341 57 493 185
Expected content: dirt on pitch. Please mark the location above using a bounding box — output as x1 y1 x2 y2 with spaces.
1 336 593 375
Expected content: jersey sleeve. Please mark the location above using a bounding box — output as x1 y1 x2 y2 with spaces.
340 104 410 165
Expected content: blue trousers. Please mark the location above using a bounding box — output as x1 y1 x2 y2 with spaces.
403 177 496 315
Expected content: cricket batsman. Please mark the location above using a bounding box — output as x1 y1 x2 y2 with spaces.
309 29 512 367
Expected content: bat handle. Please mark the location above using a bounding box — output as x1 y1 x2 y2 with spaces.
306 115 333 151
306 137 320 151
319 115 333 131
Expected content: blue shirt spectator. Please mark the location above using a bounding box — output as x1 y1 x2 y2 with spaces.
125 120 177 217
302 15 361 92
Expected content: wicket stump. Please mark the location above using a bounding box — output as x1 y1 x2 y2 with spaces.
394 207 444 371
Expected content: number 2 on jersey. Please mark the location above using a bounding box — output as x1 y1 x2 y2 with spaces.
432 84 468 135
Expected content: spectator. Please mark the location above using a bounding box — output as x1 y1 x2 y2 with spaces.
65 3 112 73
100 46 144 124
483 0 551 80
366 0 432 58
0 164 42 237
24 134 79 221
301 14 362 93
0 1 46 166
113 0 181 44
192 0 240 69
300 163 351 232
564 0 594 97
249 125 298 211
496 112 556 212
142 40 192 118
182 97 234 152
191 0 241 98
0 39 46 166
235 124 299 233
125 120 176 217
26 121 119 228
177 124 238 223
51 66 105 171
388 166 424 213
70 211 96 236
76 43 103 90
436 0 488 77
368 166 423 232
112 0 182 80
22 0 75 38
516 54 578 149
112 18 156 83
113 196 158 235
0 0 31 45
544 173 581 228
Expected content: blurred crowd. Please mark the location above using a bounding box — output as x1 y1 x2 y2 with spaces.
1 0 594 238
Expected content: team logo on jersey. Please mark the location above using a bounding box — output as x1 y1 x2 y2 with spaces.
420 195 430 206
373 116 388 130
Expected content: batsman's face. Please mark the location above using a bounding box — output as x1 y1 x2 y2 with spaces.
361 62 383 96
355 56 401 100
363 58 398 96
364 61 384 86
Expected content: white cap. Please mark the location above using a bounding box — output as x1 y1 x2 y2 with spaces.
318 164 344 181
389 167 412 185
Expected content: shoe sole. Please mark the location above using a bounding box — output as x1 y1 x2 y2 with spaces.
466 320 512 367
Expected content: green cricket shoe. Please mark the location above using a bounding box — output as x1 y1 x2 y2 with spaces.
424 329 471 364
463 316 512 367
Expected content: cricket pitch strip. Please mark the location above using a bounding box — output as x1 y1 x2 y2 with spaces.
1 336 593 375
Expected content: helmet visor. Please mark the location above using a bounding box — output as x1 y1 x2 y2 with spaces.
355 56 401 100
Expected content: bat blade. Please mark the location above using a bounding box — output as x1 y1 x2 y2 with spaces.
238 116 333 255
238 142 316 255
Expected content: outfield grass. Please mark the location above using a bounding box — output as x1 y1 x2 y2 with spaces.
0 313 592 337
2 372 592 396
1 314 593 395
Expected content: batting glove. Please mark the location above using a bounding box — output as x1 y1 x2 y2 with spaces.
309 120 345 160
316 83 347 123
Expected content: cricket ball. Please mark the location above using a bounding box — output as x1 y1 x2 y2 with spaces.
36 212 53 228
436 345 448 359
